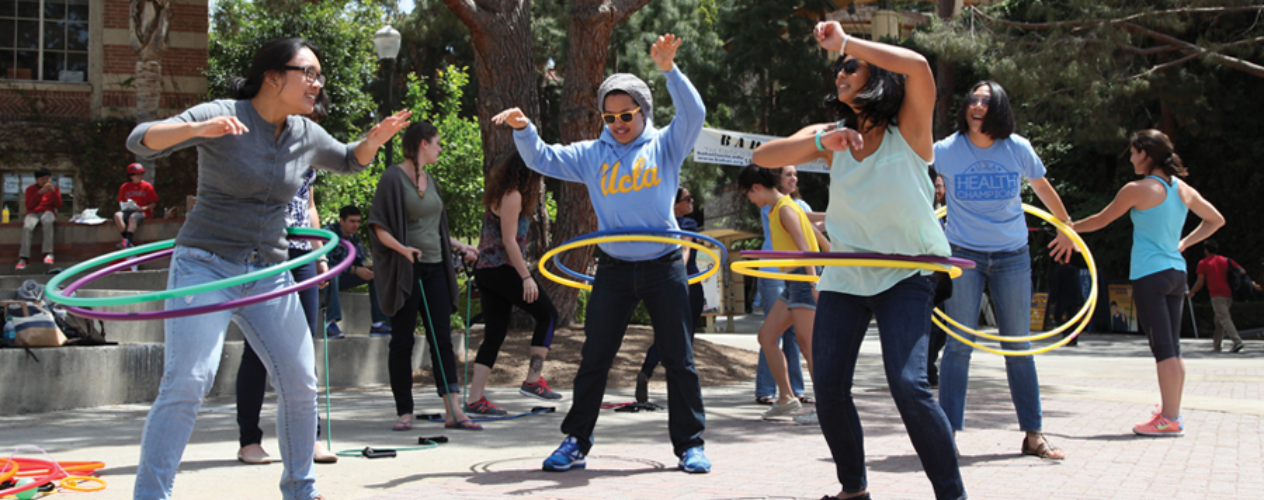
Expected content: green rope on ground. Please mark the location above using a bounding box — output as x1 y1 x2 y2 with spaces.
463 275 472 405
417 278 458 420
321 305 333 450
334 441 439 458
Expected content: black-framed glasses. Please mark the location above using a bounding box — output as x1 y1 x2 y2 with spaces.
967 95 991 107
602 107 641 125
834 58 862 76
284 65 326 86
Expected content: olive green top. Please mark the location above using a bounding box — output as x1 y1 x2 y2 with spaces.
402 169 445 264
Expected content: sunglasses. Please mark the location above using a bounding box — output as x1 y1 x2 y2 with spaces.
967 95 991 107
677 194 694 203
284 65 326 86
834 58 862 76
602 107 641 125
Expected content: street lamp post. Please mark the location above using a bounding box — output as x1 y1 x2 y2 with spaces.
374 25 402 167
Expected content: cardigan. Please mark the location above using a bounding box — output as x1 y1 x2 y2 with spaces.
368 164 459 315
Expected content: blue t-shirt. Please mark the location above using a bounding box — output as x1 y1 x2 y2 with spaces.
934 132 1045 252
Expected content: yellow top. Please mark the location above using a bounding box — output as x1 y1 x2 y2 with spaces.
769 195 819 253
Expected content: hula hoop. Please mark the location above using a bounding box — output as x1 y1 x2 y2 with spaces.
729 251 977 281
59 476 106 492
11 459 102 477
53 235 355 321
539 229 727 291
929 204 1098 356
45 227 341 309
0 460 15 484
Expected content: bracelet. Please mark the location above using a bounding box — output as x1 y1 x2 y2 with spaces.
522 275 532 281
316 257 329 263
814 130 826 151
840 34 850 54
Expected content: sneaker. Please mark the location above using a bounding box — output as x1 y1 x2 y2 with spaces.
116 238 130 249
678 446 711 473
635 372 649 404
1134 414 1184 437
520 377 563 401
761 398 802 419
464 396 508 417
14 259 27 270
325 322 345 338
370 322 392 335
793 410 819 426
542 436 586 472
1231 342 1245 353
43 254 53 265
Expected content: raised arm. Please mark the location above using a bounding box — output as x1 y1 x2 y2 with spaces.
493 108 589 183
652 35 707 167
752 123 837 169
1070 182 1147 234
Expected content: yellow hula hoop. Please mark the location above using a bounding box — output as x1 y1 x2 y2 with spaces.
931 204 1098 356
729 258 964 281
538 235 723 291
60 475 107 492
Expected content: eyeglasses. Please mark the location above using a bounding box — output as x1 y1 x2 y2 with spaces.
677 194 694 203
602 107 641 125
967 95 991 107
284 65 326 86
834 58 862 76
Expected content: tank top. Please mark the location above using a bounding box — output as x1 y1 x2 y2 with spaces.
475 208 530 270
768 195 819 252
1129 175 1188 280
284 168 318 251
817 125 950 296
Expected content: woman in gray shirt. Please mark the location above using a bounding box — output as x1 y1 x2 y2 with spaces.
126 37 409 500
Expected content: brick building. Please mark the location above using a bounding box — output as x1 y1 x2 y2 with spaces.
0 0 208 216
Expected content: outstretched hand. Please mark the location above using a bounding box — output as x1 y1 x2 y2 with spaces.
1047 231 1078 264
365 110 413 149
492 108 530 130
814 21 848 52
194 116 250 138
651 34 682 72
819 127 864 152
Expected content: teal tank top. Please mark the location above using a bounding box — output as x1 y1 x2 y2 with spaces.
817 125 950 296
1129 175 1188 280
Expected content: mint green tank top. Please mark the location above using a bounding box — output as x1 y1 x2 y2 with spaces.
817 125 951 296
1129 175 1188 280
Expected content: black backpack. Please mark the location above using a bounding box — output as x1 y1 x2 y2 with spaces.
1225 257 1255 301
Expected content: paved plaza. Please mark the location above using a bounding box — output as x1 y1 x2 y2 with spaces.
4 329 1262 500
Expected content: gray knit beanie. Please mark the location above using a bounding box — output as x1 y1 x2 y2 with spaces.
597 73 652 125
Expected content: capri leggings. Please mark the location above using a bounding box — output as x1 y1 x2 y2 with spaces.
472 264 558 368
1132 269 1187 362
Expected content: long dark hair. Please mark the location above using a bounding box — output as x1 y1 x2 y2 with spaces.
824 56 905 134
482 152 542 215
956 80 1015 139
401 121 439 163
1130 129 1187 177
229 37 329 113
738 165 780 193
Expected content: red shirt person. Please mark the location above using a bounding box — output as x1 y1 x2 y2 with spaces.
17 167 62 269
1188 240 1246 352
114 163 158 247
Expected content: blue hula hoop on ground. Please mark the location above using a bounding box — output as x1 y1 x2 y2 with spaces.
550 228 728 284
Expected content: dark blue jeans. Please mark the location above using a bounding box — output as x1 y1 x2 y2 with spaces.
324 271 389 324
814 275 966 500
561 251 705 457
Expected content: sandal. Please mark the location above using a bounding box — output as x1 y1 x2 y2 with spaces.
1021 432 1065 460
754 396 776 405
798 395 815 404
391 419 413 432
445 419 484 431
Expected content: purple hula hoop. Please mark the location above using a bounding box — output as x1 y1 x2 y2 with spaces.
61 237 356 321
739 250 976 269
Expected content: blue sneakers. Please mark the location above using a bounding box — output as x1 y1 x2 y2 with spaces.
542 436 586 472
678 446 711 473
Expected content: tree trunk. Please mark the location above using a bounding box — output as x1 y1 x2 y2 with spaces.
933 0 960 135
544 0 651 327
135 59 162 122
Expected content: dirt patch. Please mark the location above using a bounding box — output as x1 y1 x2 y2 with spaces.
414 325 757 390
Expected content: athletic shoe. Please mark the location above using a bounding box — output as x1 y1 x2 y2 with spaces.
464 396 508 417
14 259 26 270
1133 414 1184 437
761 398 802 419
793 410 819 426
43 254 54 265
520 377 563 401
542 436 586 472
635 372 649 404
678 446 711 473
1231 342 1245 353
116 238 130 249
325 322 344 338
370 322 392 335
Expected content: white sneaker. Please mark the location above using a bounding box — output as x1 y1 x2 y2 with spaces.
761 398 802 419
793 410 819 426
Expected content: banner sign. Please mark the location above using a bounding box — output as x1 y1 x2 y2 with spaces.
693 128 830 173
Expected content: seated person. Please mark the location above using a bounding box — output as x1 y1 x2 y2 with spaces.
17 168 62 270
323 205 391 336
114 163 159 248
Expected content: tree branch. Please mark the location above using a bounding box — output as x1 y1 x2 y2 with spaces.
609 0 653 23
442 0 487 28
970 5 1264 31
1116 51 1202 82
1123 22 1264 78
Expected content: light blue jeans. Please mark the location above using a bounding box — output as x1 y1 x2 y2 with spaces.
755 277 805 398
938 245 1043 432
134 246 319 500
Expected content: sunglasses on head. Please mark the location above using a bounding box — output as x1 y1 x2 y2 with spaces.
967 95 991 107
602 107 642 125
835 58 862 76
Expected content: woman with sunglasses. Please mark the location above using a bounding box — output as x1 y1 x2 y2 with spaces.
126 37 410 500
753 20 965 500
493 33 712 474
933 80 1073 461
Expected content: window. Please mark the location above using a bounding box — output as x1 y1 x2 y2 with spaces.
0 0 89 82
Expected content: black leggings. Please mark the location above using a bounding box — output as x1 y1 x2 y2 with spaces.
1133 269 1187 362
389 262 460 417
472 265 558 368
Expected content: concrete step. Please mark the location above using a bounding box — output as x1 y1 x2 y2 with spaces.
0 269 169 291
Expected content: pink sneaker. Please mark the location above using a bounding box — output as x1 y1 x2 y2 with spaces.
1133 414 1184 437
15 259 27 270
43 254 54 265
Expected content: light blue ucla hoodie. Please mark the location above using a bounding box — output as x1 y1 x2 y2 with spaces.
513 67 706 261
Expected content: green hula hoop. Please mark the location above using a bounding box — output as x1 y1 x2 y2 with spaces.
44 227 340 308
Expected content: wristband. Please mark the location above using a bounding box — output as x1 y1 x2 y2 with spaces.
814 130 826 151
840 34 850 54
316 257 329 263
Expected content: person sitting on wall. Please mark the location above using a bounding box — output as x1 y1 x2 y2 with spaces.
323 205 391 337
114 163 159 248
17 167 62 270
